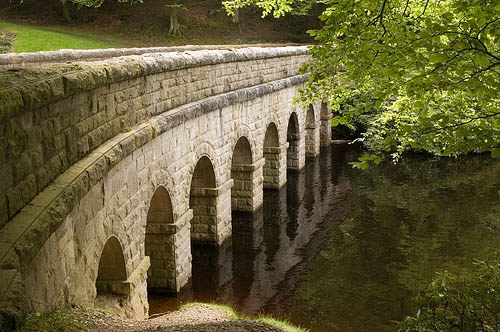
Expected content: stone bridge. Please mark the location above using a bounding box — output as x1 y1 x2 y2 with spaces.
0 46 333 322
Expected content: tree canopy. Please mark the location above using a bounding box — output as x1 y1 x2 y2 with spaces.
224 0 500 167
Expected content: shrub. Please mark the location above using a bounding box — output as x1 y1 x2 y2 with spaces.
398 254 500 332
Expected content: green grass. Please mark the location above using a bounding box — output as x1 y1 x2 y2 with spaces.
0 20 123 53
180 302 308 332
15 310 85 332
256 316 309 332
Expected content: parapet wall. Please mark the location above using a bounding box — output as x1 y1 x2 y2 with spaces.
0 44 305 69
0 46 309 229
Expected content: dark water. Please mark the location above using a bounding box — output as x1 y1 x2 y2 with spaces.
150 144 500 332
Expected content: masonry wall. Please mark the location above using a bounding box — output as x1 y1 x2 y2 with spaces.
0 70 316 320
0 46 333 322
0 47 309 229
18 84 308 316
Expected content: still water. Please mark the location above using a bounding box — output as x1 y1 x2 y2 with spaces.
150 144 500 332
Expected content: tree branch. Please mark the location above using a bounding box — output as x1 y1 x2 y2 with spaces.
422 111 500 135
368 0 388 37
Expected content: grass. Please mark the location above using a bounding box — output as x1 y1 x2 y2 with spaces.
15 310 85 332
0 20 124 53
180 302 308 332
256 316 309 332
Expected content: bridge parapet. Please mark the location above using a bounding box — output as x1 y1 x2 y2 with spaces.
0 44 306 69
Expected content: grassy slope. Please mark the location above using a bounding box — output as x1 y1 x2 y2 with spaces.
0 0 316 53
0 21 123 52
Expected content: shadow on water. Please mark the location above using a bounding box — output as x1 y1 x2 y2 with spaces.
149 144 500 332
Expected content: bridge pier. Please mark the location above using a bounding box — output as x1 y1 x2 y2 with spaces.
287 133 306 171
320 102 333 146
231 158 265 212
145 209 192 293
305 123 321 158
190 179 233 246
263 144 288 189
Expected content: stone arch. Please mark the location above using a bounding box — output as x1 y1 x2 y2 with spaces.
145 186 176 291
306 105 315 126
95 236 128 296
305 105 319 158
192 156 217 188
147 186 174 224
189 156 218 243
264 122 280 148
231 136 254 211
263 122 281 188
287 112 301 169
319 101 333 146
190 142 220 190
232 124 258 165
148 166 179 219
232 136 253 165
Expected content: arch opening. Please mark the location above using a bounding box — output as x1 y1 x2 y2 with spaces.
287 113 300 170
96 236 128 297
263 123 281 189
190 156 218 244
306 105 315 127
145 186 176 292
231 137 254 212
305 105 318 158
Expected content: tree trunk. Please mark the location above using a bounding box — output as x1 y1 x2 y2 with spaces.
169 7 183 36
61 0 72 23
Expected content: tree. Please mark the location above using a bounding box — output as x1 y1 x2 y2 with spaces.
166 0 186 36
55 0 139 23
224 0 500 167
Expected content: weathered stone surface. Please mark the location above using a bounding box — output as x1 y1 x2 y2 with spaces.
0 46 329 322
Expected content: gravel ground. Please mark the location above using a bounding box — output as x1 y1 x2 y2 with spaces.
71 304 285 332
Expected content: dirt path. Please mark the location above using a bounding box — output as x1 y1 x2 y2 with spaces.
72 304 286 332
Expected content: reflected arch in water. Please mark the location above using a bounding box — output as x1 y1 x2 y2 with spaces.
145 185 176 291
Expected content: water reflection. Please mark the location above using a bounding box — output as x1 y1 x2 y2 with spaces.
287 149 500 332
150 145 500 332
149 145 352 316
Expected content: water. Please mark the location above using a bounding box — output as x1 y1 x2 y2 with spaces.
149 144 500 332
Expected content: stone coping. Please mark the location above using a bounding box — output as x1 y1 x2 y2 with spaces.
0 44 307 69
0 46 309 123
0 74 308 302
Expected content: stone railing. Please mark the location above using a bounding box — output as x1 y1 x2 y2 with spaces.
0 44 305 69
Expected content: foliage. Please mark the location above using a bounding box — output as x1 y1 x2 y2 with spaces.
0 21 121 52
398 254 500 332
223 0 500 166
17 310 85 332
